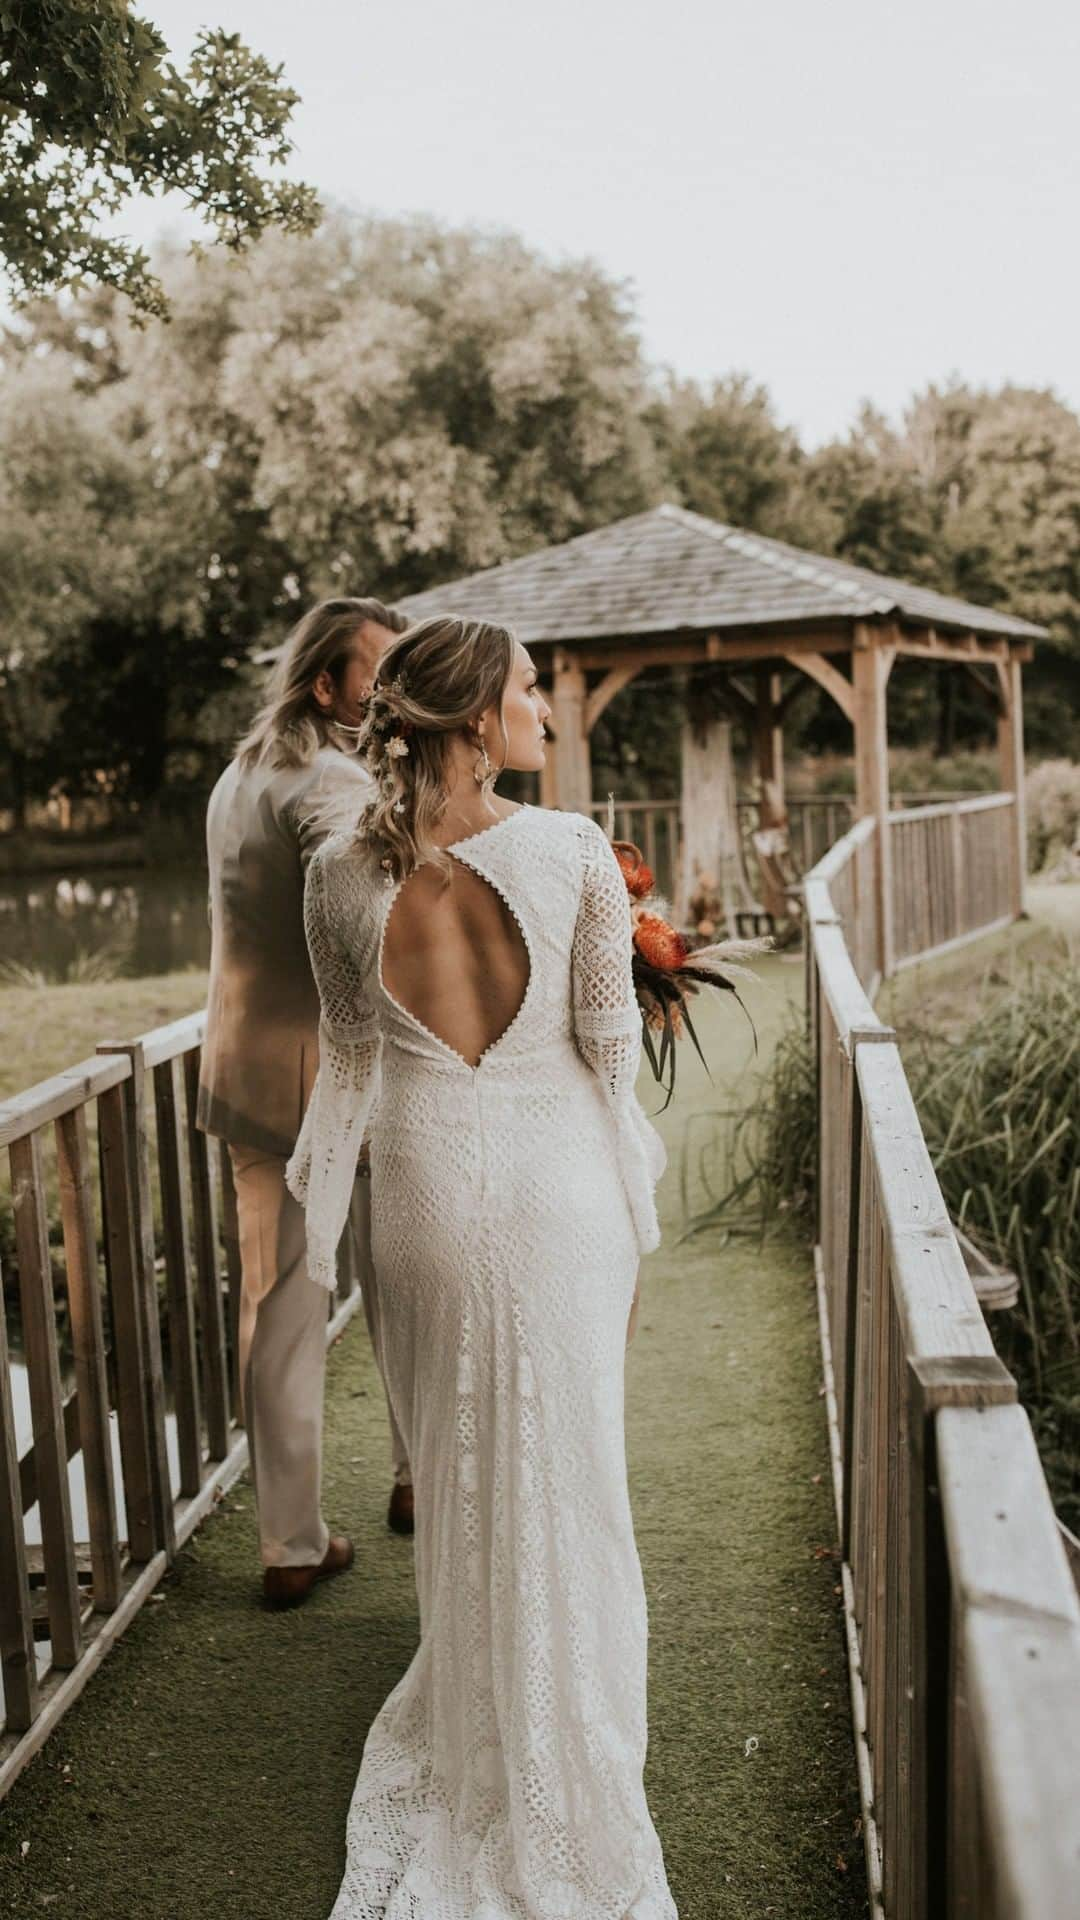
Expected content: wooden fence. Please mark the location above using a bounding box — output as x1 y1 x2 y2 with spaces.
0 1012 364 1795
588 791 987 922
806 805 1080 1918
890 795 1016 971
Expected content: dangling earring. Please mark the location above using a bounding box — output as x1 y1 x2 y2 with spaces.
474 740 494 790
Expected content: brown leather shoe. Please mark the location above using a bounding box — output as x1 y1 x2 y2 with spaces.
262 1534 355 1609
387 1482 414 1537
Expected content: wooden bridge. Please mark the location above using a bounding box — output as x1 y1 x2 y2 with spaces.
1 791 1078 1913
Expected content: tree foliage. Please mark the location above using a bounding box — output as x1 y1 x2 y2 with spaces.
0 0 319 316
648 372 804 538
0 211 664 817
2 205 1080 826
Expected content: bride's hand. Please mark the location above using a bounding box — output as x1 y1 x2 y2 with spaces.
626 1283 640 1347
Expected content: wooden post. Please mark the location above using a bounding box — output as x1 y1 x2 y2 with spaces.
852 630 895 980
537 683 558 808
549 647 591 812
754 667 785 821
10 1132 82 1668
678 689 751 930
0 1254 38 1730
98 1082 157 1563
182 1050 230 1461
754 667 786 920
55 1106 122 1611
99 1042 175 1562
996 652 1027 917
153 1058 203 1497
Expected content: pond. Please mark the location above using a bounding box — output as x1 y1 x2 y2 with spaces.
0 866 211 980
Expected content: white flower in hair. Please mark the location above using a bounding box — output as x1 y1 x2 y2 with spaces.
386 735 409 759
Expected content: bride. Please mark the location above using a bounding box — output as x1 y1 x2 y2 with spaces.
287 615 678 1919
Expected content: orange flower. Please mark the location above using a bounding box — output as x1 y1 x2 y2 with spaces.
612 841 654 900
633 912 688 971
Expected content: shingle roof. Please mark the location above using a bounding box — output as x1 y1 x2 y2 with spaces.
395 503 1045 645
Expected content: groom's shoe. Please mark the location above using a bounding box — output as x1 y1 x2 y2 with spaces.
387 1482 414 1537
262 1534 355 1609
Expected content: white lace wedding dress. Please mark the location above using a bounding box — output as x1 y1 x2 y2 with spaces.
287 803 677 1920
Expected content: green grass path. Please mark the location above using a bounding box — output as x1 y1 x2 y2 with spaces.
0 966 866 1918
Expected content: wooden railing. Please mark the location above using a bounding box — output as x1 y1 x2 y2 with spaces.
806 809 1080 1918
889 794 1016 971
587 792 990 918
0 1012 364 1795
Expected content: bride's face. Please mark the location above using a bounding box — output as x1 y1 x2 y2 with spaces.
484 643 551 773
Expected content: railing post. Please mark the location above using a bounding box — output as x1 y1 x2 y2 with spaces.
10 1130 83 1668
55 1103 122 1610
840 1023 895 1564
182 1050 230 1461
97 1079 157 1563
905 1354 1017 1919
853 634 895 980
0 1253 38 1731
99 1042 175 1563
153 1056 203 1497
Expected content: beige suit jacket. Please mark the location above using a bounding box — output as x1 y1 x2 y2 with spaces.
196 746 371 1155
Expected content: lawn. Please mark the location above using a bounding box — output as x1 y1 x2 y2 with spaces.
0 972 209 1106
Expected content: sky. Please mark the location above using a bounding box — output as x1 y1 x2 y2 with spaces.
66 0 1080 445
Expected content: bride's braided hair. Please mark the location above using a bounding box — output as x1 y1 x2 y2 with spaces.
355 615 515 880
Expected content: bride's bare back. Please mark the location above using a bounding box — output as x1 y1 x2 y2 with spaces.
381 856 530 1068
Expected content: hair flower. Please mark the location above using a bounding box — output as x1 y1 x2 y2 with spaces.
385 734 409 759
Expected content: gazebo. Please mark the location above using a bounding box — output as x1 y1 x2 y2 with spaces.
397 505 1044 963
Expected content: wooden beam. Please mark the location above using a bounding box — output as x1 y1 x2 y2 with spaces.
892 634 1011 664
782 650 855 724
572 630 853 672
583 663 640 734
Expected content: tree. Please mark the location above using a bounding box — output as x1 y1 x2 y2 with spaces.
794 387 1080 757
0 210 665 818
0 1 319 316
214 215 664 594
648 373 804 537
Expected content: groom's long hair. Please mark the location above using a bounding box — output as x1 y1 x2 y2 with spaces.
237 596 408 772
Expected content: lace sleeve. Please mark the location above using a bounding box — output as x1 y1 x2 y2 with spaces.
285 847 381 1290
571 818 665 1254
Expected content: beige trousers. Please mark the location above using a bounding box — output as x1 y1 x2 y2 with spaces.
229 1147 409 1569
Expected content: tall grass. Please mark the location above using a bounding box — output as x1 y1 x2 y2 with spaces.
735 1007 817 1230
745 962 1080 1528
904 958 1080 1529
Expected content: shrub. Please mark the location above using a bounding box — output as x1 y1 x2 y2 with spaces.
1025 759 1080 874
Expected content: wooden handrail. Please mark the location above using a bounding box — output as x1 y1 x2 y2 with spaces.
0 1054 130 1149
887 792 1013 826
806 795 1080 1918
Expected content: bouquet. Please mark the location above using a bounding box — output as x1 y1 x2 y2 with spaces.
610 837 767 1108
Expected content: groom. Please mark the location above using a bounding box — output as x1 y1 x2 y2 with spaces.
198 595 412 1608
